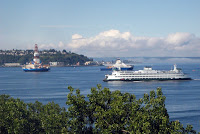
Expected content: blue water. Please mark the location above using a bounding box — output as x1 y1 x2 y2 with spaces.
0 57 200 131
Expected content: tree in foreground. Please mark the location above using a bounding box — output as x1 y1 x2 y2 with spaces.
0 95 68 134
67 84 197 134
0 85 198 133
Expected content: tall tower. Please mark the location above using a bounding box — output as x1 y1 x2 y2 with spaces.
33 44 40 64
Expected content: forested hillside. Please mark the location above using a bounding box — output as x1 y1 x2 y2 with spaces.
0 49 92 65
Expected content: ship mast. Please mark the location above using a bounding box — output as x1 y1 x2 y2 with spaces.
33 44 40 64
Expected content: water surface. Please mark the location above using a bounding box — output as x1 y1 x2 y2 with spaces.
0 58 200 131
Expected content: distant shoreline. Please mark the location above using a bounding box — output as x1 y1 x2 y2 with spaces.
0 65 103 67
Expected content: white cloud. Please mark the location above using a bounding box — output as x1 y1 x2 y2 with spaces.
58 41 64 48
98 29 121 37
40 43 57 50
165 32 195 45
37 29 200 57
72 34 83 40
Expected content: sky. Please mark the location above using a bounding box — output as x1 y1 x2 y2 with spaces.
0 0 200 57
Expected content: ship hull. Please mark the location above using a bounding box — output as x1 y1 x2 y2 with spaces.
23 68 50 72
100 68 112 71
103 77 192 82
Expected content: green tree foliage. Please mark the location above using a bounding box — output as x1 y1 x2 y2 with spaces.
40 52 91 65
66 85 197 134
0 95 68 134
0 95 30 134
0 86 198 134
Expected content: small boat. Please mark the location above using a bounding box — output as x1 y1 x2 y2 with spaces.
22 44 50 72
100 59 133 71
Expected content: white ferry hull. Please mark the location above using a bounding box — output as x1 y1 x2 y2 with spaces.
103 77 192 82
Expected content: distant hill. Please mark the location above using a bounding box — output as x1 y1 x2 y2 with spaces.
0 49 93 66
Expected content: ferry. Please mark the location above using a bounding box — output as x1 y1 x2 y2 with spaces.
22 44 50 72
103 65 191 82
100 58 133 71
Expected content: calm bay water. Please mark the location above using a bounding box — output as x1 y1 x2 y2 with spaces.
0 57 200 131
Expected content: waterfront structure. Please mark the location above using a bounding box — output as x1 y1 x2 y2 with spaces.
22 44 50 72
4 63 21 67
103 65 191 81
49 62 64 66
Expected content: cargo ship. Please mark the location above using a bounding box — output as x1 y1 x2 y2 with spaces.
100 58 133 71
22 44 50 72
103 65 191 81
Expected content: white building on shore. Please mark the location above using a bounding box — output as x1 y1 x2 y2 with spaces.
4 63 21 67
49 62 64 66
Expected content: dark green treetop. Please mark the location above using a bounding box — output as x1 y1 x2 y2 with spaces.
66 85 197 134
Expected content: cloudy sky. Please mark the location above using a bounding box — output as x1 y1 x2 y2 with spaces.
0 0 200 57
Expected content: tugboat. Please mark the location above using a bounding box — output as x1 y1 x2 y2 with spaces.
103 64 191 82
22 44 50 72
100 58 133 71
